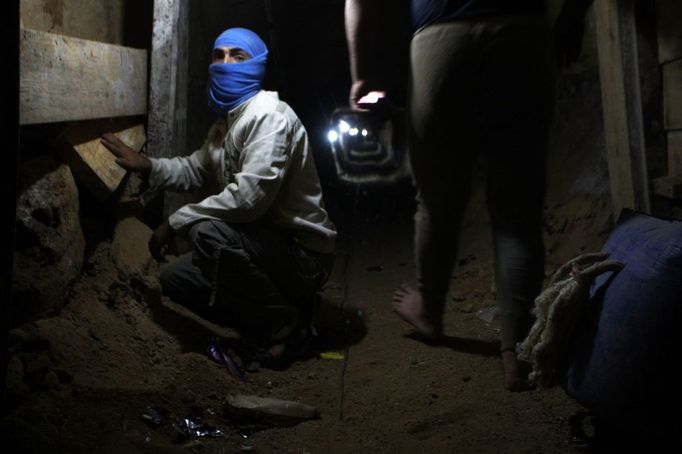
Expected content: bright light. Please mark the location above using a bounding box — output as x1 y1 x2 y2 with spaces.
358 91 386 104
361 129 368 137
327 130 339 142
349 128 359 136
339 120 351 133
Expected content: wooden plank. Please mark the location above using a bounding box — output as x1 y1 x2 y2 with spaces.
20 28 147 125
663 59 682 130
656 0 682 64
20 0 126 46
652 176 682 199
57 122 145 200
668 131 682 177
595 0 650 216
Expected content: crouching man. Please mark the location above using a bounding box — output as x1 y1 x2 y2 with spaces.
101 27 337 368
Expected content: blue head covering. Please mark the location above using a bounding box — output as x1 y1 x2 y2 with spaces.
208 28 268 114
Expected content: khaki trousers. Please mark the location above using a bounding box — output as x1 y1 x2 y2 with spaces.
409 13 553 350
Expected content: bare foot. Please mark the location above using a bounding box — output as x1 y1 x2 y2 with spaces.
392 285 442 340
502 350 534 392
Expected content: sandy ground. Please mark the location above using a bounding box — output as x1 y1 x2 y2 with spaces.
2 182 614 453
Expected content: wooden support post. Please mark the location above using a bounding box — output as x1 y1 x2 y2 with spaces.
652 176 682 199
19 29 148 125
595 0 650 216
147 0 189 159
656 0 682 65
662 59 682 131
667 131 682 177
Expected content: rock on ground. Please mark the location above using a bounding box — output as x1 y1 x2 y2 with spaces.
12 157 85 325
110 216 153 277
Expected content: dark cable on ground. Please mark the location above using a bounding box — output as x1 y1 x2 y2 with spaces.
338 184 362 421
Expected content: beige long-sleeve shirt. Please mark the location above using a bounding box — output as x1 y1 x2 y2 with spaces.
143 91 337 253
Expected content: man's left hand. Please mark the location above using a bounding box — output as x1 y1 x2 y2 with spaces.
149 220 175 262
101 132 152 174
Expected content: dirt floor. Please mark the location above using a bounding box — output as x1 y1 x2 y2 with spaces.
2 180 615 454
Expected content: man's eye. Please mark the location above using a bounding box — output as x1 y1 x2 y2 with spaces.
235 55 245 62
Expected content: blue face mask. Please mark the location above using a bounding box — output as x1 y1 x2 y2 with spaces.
207 28 268 114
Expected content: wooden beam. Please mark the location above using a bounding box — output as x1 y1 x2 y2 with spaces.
20 28 147 125
652 176 682 199
656 0 682 64
668 131 682 177
2 0 20 397
663 59 682 130
57 122 146 201
595 0 650 216
19 0 127 46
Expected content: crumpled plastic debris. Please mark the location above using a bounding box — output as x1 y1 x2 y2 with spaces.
141 406 227 442
208 338 247 382
141 406 170 426
174 416 225 439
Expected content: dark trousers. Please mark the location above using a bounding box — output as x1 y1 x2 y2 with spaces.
160 220 332 343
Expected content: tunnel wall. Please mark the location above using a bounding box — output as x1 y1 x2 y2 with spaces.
20 0 152 48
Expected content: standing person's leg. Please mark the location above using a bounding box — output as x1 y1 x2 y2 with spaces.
393 21 480 338
478 14 553 390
